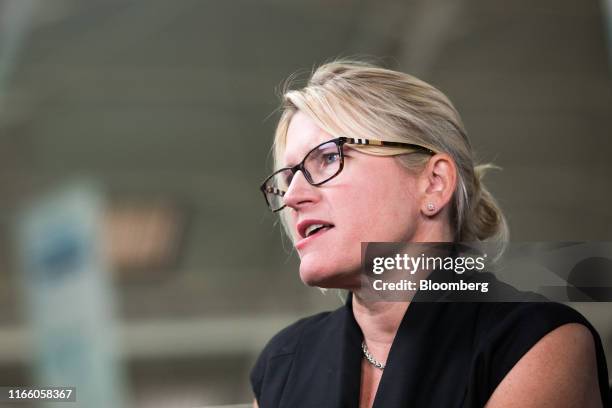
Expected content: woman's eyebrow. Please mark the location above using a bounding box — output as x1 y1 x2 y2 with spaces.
282 138 331 168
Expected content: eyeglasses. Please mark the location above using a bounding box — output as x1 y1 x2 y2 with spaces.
260 137 436 212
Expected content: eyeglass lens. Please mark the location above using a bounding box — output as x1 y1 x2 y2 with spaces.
263 140 342 211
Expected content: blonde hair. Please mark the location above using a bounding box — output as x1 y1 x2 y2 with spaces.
272 60 508 247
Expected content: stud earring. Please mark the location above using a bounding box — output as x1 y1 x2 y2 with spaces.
426 202 435 212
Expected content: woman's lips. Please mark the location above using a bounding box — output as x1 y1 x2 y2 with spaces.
295 226 334 250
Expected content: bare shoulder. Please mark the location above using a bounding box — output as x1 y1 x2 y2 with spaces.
485 323 602 408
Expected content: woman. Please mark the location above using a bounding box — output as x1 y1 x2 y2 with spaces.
252 60 610 407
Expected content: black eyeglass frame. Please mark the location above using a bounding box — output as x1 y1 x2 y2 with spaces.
259 137 436 212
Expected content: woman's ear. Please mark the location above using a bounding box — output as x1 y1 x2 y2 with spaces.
419 153 457 217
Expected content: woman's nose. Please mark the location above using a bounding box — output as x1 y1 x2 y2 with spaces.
283 170 318 210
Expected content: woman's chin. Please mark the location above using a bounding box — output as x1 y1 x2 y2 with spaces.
298 264 359 289
299 269 332 287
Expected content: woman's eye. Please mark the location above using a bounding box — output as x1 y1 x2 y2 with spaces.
322 153 339 165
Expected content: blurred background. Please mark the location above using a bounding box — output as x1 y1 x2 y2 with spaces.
0 0 611 406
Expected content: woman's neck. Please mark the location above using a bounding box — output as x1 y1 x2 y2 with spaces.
351 293 409 348
349 225 452 349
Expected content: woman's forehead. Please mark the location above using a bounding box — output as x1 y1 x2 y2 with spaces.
283 112 332 167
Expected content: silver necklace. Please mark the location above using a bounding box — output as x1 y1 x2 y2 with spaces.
361 341 385 370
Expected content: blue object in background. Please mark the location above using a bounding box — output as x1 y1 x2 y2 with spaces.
16 181 127 408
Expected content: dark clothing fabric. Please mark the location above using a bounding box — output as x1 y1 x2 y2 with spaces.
251 280 610 407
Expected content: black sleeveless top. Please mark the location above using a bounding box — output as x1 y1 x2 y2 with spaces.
250 275 610 407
